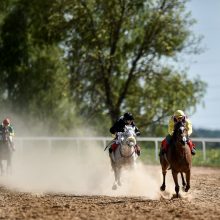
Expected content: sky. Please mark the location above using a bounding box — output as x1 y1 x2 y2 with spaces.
185 0 220 130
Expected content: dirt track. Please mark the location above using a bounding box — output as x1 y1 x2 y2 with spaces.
0 166 220 220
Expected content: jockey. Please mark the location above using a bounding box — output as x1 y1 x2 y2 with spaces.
109 112 141 156
0 118 15 151
161 110 196 155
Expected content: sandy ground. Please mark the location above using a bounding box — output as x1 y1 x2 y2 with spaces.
0 166 219 220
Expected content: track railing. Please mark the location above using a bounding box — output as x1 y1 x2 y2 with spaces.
14 137 220 161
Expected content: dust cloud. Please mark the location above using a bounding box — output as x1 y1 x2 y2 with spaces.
0 111 175 199
0 137 176 199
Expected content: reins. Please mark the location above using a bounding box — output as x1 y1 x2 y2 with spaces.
172 123 188 158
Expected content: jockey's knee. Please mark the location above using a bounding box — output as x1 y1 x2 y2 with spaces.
111 143 118 152
161 138 169 153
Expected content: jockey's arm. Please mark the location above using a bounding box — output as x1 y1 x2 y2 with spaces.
168 117 175 135
131 122 140 136
135 128 141 136
186 119 192 136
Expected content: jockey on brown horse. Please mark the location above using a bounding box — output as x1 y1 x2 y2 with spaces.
161 110 196 155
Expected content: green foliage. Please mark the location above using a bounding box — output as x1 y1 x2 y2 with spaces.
48 0 206 130
192 149 220 167
0 0 207 134
0 1 79 132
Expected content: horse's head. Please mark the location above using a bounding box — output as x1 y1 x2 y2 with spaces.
173 121 188 144
122 125 137 147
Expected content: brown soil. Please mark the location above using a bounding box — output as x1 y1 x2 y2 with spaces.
0 166 219 220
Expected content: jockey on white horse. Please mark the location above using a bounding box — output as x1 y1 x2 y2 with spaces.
109 112 141 156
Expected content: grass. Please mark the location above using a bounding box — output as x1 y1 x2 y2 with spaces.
139 144 220 167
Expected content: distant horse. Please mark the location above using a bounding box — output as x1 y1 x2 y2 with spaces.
109 125 138 190
159 121 192 197
0 127 13 175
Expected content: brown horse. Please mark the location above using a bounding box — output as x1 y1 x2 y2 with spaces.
159 121 192 197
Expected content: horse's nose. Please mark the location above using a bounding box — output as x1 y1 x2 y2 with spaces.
128 142 135 147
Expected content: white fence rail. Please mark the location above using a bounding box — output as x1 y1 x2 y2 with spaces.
14 137 220 161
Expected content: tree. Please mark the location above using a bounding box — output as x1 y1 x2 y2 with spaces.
46 0 206 132
0 0 206 135
0 0 79 133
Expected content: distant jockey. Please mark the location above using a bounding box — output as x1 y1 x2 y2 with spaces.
109 112 141 156
0 118 15 151
161 110 196 155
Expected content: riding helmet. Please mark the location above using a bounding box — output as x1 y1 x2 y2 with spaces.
3 118 10 125
124 112 134 120
174 110 185 118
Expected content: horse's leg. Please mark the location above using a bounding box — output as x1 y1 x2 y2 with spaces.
109 153 118 190
160 169 167 191
0 160 3 176
112 168 117 190
180 172 186 190
7 155 12 175
117 167 122 186
160 156 169 191
185 170 191 192
172 170 179 197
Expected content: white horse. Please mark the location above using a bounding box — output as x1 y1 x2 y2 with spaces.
109 125 138 190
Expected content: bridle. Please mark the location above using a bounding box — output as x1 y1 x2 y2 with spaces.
173 121 188 148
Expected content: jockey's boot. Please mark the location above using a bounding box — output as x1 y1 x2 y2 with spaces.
187 139 196 155
191 147 196 155
109 147 113 153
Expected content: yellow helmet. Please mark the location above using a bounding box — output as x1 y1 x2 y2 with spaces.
174 110 185 118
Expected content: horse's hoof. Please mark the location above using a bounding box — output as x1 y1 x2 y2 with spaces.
185 186 190 192
160 185 166 191
118 181 122 186
112 185 117 190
